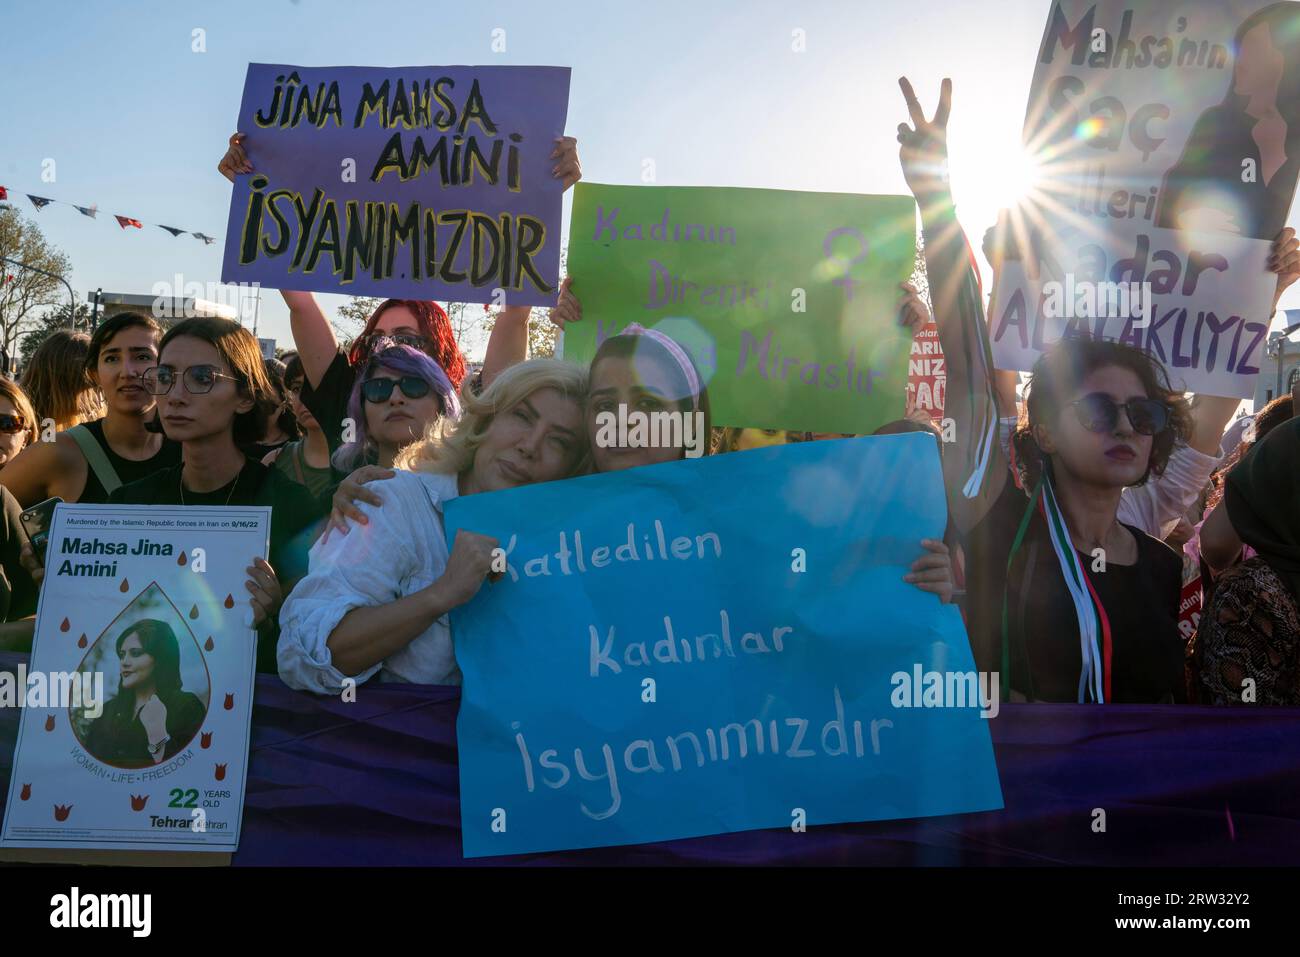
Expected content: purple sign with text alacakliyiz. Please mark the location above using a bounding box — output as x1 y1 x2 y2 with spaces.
221 63 570 307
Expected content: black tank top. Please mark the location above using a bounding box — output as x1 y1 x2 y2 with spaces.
76 418 183 504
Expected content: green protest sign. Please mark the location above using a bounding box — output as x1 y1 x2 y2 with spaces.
564 184 916 434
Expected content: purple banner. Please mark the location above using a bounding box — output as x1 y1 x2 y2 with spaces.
220 63 571 306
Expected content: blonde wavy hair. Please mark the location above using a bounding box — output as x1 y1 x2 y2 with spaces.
396 358 591 476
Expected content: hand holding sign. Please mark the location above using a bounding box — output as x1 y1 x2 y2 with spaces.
897 76 952 203
435 529 503 608
1269 227 1300 307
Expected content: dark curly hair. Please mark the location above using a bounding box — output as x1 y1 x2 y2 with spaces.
1011 338 1191 489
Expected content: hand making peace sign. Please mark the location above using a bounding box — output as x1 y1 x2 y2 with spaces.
897 76 953 202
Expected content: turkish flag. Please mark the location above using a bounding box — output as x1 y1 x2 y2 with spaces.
114 215 143 229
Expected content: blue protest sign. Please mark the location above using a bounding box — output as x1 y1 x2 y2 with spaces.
446 433 1003 857
221 63 570 306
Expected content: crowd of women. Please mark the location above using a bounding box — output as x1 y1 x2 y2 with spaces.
1 76 1298 714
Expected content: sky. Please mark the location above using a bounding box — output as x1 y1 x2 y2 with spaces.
3 0 1299 365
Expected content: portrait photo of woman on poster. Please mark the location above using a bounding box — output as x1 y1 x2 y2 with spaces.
1156 3 1300 239
81 619 208 769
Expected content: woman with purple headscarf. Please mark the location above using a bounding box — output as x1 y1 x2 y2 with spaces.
333 344 461 473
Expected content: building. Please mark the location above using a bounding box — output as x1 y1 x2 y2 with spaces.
87 291 239 326
1253 309 1300 408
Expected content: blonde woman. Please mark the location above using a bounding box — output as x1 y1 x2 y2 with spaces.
278 359 589 692
19 330 105 432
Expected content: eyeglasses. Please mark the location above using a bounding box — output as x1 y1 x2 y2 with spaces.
358 333 435 360
0 413 27 434
143 365 240 395
1067 393 1171 436
361 375 433 404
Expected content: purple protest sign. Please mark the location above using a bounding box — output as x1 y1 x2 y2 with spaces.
221 64 571 306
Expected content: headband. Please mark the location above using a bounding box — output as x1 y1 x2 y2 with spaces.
621 324 702 411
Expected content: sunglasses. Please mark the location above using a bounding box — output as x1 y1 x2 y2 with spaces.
358 333 435 360
143 365 240 395
1067 393 1170 436
361 375 433 404
0 413 27 434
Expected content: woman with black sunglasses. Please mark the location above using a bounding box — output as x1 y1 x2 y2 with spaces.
333 345 460 472
898 77 1200 703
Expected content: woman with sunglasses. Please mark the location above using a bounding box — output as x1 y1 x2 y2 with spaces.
3 312 182 507
333 345 460 472
898 77 1201 701
105 317 327 673
217 131 582 453
0 377 38 470
278 358 587 692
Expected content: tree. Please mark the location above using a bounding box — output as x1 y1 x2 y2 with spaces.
0 207 74 362
479 305 560 360
19 303 94 367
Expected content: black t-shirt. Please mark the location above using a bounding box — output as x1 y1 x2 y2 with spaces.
77 418 183 505
108 458 328 673
299 351 355 457
962 473 1185 703
83 690 206 769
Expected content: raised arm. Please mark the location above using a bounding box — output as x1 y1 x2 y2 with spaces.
280 290 339 389
897 77 1006 532
479 304 532 390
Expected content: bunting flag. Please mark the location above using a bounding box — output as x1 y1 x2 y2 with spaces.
0 184 215 246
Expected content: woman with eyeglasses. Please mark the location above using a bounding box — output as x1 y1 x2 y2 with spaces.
104 316 327 673
3 312 182 507
217 131 582 453
898 77 1201 702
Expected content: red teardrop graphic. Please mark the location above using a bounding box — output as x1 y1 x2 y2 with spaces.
20 784 31 801
204 636 214 651
223 693 234 710
223 594 235 609
178 551 188 566
119 578 130 593
215 763 227 781
77 634 87 648
53 804 72 822
130 794 148 811
59 617 70 632
201 732 212 749
44 714 55 732
189 604 199 619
